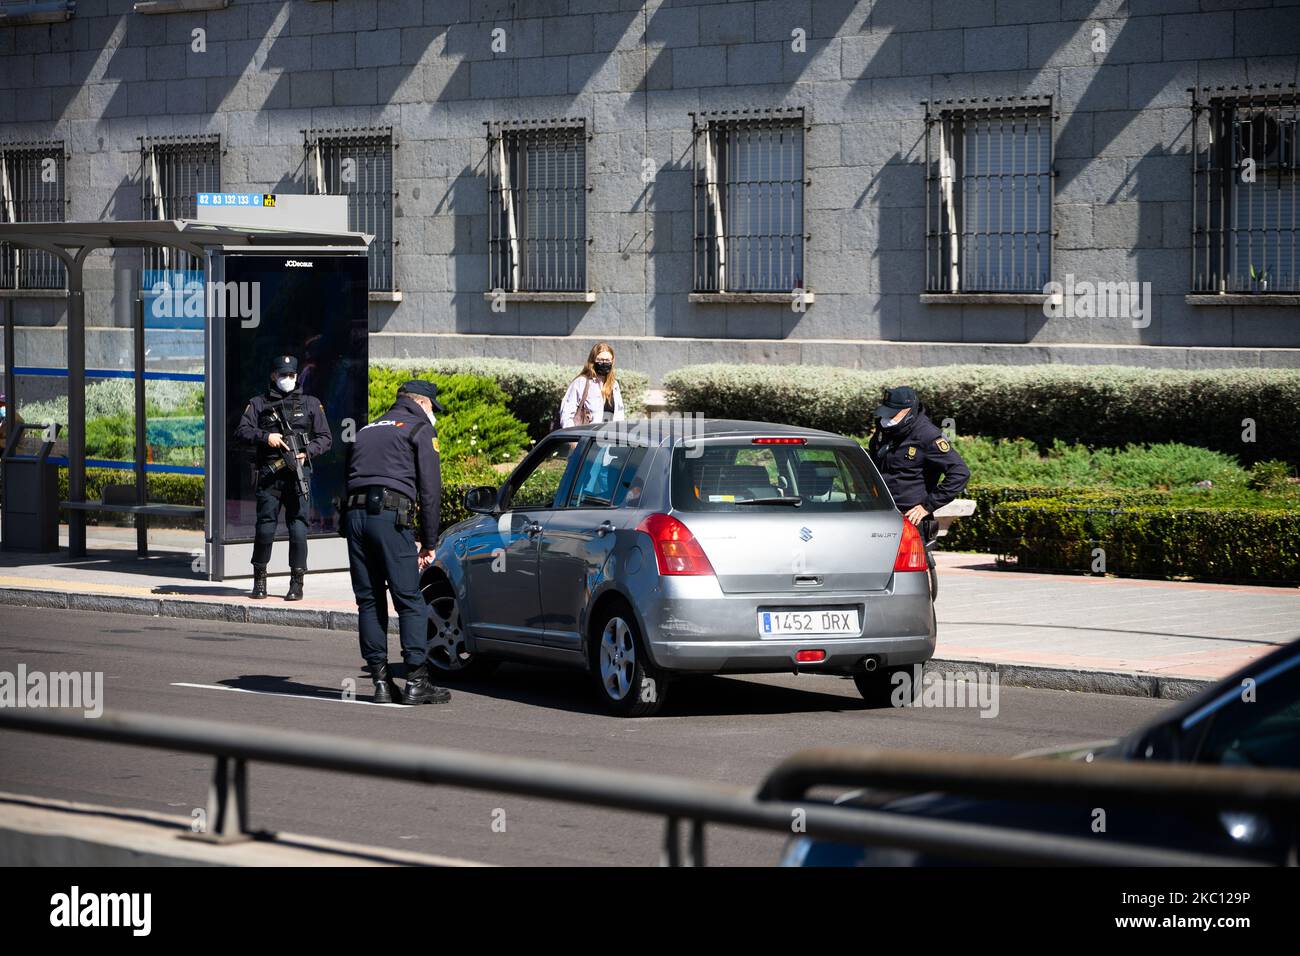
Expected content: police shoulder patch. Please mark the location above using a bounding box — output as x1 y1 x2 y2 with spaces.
906 446 917 459
432 437 440 454
936 438 951 453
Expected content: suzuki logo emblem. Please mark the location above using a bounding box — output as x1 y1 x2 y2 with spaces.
799 526 813 542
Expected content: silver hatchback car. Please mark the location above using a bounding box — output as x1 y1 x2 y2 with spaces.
420 419 936 716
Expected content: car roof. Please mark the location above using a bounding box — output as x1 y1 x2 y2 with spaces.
550 418 853 447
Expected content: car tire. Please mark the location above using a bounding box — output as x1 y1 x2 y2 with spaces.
853 665 919 708
421 575 499 681
591 603 667 717
926 553 938 600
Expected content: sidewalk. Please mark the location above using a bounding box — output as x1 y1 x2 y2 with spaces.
0 526 1294 701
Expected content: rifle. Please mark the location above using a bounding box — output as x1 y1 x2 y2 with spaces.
272 406 311 501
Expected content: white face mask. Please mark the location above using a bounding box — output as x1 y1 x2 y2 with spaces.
275 375 297 393
426 409 436 427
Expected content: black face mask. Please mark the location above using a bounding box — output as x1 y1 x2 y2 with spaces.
594 362 612 376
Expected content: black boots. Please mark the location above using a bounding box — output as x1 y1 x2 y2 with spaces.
251 564 268 599
285 568 305 601
367 662 400 704
401 664 451 705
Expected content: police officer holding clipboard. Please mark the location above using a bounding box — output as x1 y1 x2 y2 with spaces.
342 380 449 706
867 386 970 595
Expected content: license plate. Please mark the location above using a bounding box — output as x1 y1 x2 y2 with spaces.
758 609 860 636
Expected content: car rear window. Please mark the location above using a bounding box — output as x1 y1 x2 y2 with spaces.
670 442 891 512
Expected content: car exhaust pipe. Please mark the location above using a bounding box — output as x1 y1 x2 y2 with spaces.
862 656 879 672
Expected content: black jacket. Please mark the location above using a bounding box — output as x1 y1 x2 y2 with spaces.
235 387 332 470
346 395 442 547
866 402 970 513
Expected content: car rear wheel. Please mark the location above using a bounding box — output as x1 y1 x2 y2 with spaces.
592 605 667 717
422 576 499 681
853 665 919 708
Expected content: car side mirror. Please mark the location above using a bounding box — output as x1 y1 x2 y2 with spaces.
464 485 499 515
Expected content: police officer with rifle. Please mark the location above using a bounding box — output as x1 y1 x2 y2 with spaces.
235 355 332 601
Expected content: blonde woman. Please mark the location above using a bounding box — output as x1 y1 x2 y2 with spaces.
558 342 624 428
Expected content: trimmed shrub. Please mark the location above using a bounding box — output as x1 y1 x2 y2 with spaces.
367 369 530 465
988 500 1300 585
664 364 1300 464
373 357 649 439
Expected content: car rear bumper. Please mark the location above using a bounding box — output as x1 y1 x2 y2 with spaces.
640 572 936 674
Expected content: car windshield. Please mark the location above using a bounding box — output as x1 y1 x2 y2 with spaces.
670 442 890 513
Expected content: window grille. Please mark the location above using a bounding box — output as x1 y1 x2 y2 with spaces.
140 135 221 274
1191 85 1299 294
924 97 1054 294
487 120 589 293
305 127 395 292
691 108 806 294
0 140 66 290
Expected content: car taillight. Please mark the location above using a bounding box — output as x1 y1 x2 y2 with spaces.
636 513 715 576
893 518 928 572
752 437 807 444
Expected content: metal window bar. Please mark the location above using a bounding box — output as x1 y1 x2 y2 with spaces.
1191 85 1299 294
304 128 395 292
139 136 221 276
691 110 805 293
486 121 588 293
0 141 66 290
924 98 1054 293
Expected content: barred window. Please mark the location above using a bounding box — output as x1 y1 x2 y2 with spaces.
140 135 222 274
0 140 66 290
924 97 1054 294
306 127 395 292
487 120 588 293
692 109 806 294
1191 86 1298 294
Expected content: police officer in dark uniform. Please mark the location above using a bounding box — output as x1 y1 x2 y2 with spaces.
343 380 449 706
866 386 970 542
234 355 332 601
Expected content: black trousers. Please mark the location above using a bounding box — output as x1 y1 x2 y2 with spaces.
252 470 308 568
344 506 429 668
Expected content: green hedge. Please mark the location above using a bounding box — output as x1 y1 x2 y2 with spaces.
368 369 530 465
372 357 649 440
664 364 1300 464
985 500 1300 585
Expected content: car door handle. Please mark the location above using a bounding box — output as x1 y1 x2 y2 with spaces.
594 520 614 537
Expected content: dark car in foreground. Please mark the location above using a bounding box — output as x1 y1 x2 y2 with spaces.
781 639 1300 865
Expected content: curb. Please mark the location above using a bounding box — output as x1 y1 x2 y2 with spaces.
0 587 382 636
0 586 1218 700
928 658 1212 701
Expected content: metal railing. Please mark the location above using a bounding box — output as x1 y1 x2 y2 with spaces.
3 708 1297 866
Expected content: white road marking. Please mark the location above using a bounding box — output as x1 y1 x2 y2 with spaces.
171 682 407 708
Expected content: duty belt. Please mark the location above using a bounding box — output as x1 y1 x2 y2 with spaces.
348 487 414 515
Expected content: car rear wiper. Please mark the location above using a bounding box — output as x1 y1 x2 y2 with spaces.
732 496 802 506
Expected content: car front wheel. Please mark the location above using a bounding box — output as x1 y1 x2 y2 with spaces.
421 575 498 681
592 605 667 717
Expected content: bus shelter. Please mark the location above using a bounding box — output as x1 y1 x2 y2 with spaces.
0 215 370 578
